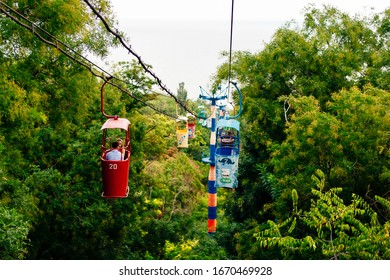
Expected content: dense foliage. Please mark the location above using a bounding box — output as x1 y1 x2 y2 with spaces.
0 1 389 259
217 5 390 259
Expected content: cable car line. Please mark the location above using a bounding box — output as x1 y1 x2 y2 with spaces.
0 1 189 120
82 0 204 119
0 2 111 79
227 0 235 99
1 0 237 121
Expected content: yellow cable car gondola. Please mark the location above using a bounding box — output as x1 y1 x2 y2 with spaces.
175 116 188 148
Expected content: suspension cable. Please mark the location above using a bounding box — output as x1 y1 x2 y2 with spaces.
82 0 199 118
227 0 235 99
0 1 184 119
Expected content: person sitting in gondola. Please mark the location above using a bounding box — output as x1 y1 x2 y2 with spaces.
105 141 123 161
117 138 126 155
221 131 235 146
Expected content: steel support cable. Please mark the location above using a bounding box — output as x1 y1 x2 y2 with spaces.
227 0 235 96
82 0 202 119
0 2 111 78
0 1 178 119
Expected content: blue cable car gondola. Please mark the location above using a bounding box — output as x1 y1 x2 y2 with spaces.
215 118 240 189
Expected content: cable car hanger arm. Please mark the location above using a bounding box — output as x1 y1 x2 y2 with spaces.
227 82 243 119
101 76 118 119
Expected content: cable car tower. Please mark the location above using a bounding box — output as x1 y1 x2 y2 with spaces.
200 82 242 234
200 87 227 234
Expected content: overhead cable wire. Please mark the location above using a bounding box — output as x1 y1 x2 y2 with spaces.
82 0 201 118
227 0 235 100
0 1 179 119
0 2 110 78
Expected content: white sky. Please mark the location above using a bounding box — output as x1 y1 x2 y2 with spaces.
107 0 389 99
111 0 387 21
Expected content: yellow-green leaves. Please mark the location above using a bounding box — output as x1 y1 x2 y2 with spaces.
254 174 390 259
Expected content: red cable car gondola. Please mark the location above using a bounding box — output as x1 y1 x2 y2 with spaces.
100 78 131 198
187 114 196 139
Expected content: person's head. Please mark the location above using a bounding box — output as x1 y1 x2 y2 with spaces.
117 138 123 147
111 141 119 149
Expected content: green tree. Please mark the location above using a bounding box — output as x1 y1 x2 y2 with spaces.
269 86 389 218
0 0 166 259
217 5 390 226
249 170 390 260
177 82 188 116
